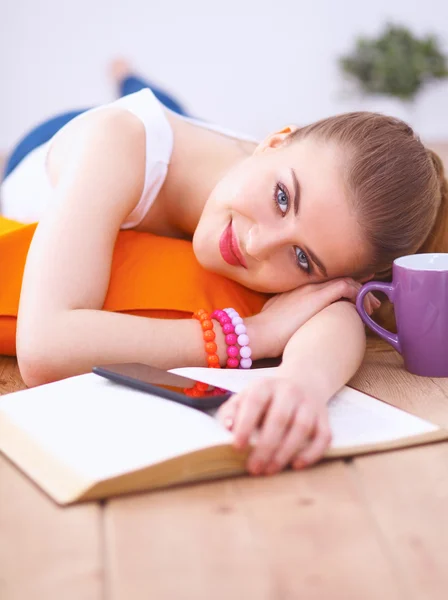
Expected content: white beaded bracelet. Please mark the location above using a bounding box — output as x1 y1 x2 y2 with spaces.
223 308 252 369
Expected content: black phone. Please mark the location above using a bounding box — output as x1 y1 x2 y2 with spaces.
92 363 233 411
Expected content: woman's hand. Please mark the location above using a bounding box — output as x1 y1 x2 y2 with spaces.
217 374 331 475
216 298 369 477
247 277 380 359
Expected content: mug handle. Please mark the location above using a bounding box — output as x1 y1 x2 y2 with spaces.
355 281 402 354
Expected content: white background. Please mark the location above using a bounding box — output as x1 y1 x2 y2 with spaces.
1 0 447 149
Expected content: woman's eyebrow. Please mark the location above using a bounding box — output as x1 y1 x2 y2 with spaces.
290 168 300 215
290 168 328 278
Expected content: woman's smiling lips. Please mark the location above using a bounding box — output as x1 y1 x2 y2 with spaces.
219 221 248 268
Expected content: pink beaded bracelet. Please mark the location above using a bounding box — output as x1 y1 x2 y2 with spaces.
211 309 240 368
223 307 252 369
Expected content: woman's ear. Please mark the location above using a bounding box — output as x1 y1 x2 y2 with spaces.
254 125 299 155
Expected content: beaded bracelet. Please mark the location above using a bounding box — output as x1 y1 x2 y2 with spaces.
192 309 221 368
223 308 252 369
211 309 240 369
184 381 227 397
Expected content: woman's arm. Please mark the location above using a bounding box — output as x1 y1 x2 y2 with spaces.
17 108 236 386
217 301 366 475
279 300 366 401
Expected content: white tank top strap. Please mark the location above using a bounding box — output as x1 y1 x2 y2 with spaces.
108 89 174 229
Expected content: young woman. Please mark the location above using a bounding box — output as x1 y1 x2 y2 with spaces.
1 60 447 476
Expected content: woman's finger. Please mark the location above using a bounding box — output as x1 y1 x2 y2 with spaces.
362 291 381 315
292 411 332 469
231 381 273 450
364 294 374 315
314 278 360 309
263 401 316 474
246 384 297 473
370 293 381 310
216 393 240 430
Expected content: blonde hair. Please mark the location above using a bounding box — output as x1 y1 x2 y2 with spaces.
372 147 448 347
288 112 448 348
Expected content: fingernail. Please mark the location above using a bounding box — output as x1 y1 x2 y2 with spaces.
224 417 234 430
265 462 280 475
248 459 263 475
293 458 307 470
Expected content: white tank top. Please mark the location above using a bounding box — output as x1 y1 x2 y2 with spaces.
0 89 257 229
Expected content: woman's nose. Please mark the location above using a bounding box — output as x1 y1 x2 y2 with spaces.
245 225 289 261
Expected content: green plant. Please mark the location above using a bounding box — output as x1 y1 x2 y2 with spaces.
340 24 448 101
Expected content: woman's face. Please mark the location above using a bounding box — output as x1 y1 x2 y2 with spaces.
193 130 371 293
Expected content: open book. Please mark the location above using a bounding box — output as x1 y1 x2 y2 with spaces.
0 366 446 505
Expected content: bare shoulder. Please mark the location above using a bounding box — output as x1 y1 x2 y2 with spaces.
47 106 146 187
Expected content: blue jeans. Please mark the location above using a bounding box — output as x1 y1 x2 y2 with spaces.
3 75 189 179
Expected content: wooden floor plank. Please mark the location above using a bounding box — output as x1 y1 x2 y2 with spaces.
352 444 448 600
104 478 274 600
0 454 103 600
350 350 448 428
350 348 448 599
0 357 27 395
232 462 406 600
429 376 448 399
105 462 404 600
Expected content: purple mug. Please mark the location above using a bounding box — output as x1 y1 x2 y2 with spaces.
356 254 448 377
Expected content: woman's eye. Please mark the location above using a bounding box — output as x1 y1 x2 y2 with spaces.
275 185 289 214
295 247 310 273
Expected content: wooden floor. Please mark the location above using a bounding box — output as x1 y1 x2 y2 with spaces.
1 351 448 600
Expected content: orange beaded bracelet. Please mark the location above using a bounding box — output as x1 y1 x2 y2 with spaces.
184 380 228 397
192 309 221 368
184 381 210 397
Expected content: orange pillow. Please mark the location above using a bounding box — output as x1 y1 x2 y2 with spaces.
0 217 268 356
